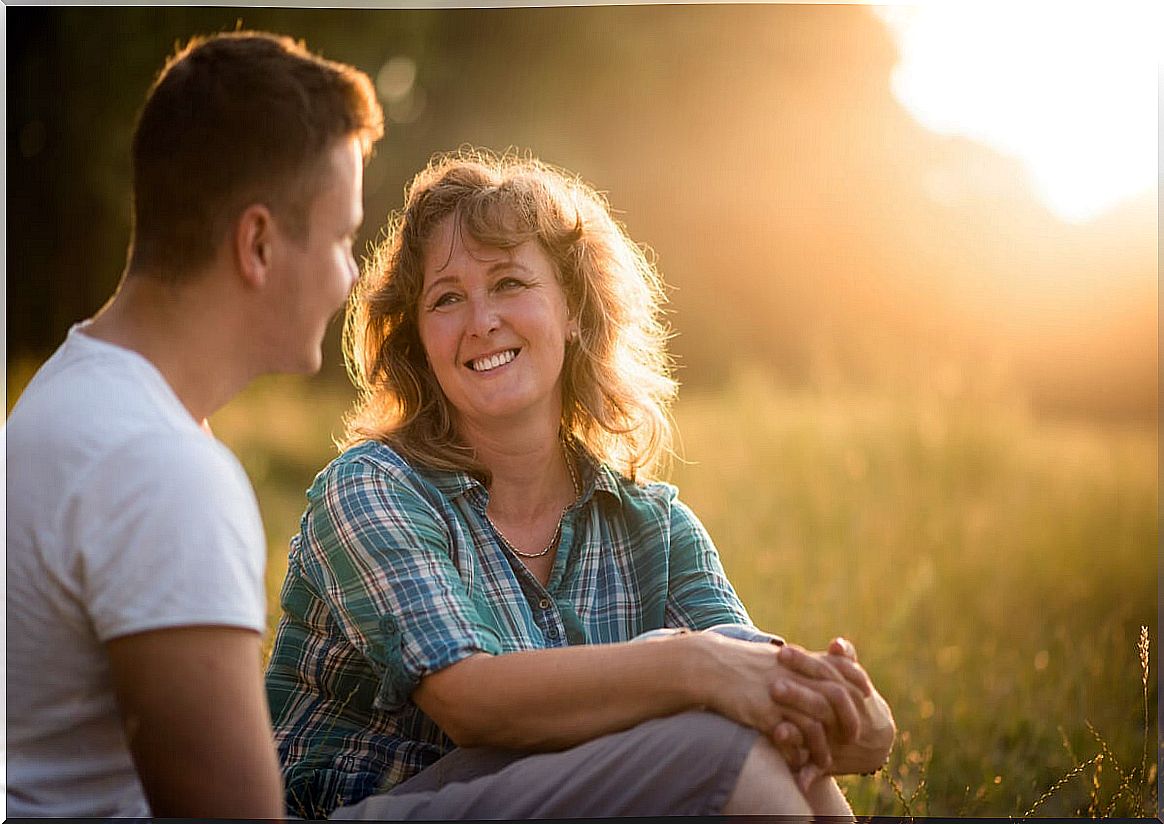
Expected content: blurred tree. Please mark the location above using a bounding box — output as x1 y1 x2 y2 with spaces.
6 5 1155 422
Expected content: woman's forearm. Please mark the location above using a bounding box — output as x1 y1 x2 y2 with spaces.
412 632 780 750
413 634 707 749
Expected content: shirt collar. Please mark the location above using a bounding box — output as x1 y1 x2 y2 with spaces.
423 466 479 498
580 452 624 504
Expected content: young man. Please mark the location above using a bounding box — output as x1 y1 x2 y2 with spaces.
6 32 383 818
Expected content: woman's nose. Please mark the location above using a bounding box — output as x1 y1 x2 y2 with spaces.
467 293 500 336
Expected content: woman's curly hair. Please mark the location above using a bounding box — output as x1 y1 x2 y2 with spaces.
342 149 677 482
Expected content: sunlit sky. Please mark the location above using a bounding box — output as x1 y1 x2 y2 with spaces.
872 2 1160 224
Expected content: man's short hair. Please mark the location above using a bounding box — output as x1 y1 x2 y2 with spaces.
128 31 384 280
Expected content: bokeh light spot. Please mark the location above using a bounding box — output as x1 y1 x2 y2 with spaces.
376 56 417 103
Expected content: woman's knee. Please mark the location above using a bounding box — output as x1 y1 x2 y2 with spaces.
723 736 813 817
636 712 817 816
804 774 854 819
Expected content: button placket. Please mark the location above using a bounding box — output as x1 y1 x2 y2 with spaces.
533 596 566 646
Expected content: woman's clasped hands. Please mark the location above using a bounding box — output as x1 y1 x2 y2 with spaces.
769 637 877 791
775 637 896 790
701 632 893 794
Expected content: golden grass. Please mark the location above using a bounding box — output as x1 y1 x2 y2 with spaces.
8 358 1155 815
215 368 1157 815
668 368 1156 816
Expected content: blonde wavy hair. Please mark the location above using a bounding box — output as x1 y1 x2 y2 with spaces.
342 149 677 482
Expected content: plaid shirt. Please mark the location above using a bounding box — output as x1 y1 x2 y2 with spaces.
265 440 751 818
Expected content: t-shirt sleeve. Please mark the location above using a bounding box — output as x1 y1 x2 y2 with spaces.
75 433 267 642
293 455 503 712
664 496 754 630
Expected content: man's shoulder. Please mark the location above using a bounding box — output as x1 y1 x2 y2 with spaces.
9 329 201 456
7 336 253 545
6 336 266 681
114 427 252 497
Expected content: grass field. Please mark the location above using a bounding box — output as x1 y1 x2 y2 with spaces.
203 366 1157 817
668 369 1157 816
10 358 1154 816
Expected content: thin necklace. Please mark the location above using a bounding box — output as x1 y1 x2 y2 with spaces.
486 442 581 559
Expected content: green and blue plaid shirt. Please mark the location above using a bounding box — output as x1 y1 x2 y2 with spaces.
265 440 752 818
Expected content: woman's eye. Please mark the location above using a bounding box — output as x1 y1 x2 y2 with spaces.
496 277 525 291
431 293 461 309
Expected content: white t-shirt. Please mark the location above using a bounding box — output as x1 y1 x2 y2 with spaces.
5 325 267 818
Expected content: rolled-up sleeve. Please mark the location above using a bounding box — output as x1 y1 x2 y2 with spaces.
297 455 503 711
664 497 753 630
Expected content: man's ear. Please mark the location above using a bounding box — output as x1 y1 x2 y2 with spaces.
234 204 275 289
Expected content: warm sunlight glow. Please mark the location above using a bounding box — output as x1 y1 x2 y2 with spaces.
875 3 1160 223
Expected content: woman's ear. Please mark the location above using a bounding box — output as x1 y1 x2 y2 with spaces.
234 204 275 289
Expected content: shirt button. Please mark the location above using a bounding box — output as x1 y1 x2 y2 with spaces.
538 598 552 610
547 627 559 639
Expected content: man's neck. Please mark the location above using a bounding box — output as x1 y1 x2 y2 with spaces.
83 271 257 423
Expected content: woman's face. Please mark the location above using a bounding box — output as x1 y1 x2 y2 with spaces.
416 214 574 431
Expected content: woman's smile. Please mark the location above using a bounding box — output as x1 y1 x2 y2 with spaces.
417 214 571 427
466 347 520 373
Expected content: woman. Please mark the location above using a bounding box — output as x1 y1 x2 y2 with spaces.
265 151 894 820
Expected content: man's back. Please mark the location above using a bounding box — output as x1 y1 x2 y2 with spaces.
6 325 266 817
6 31 381 817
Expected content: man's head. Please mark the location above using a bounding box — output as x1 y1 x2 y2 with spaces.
127 31 383 282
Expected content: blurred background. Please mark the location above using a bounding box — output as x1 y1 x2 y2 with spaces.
6 3 1158 816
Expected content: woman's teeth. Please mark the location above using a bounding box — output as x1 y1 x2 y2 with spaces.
469 349 517 372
